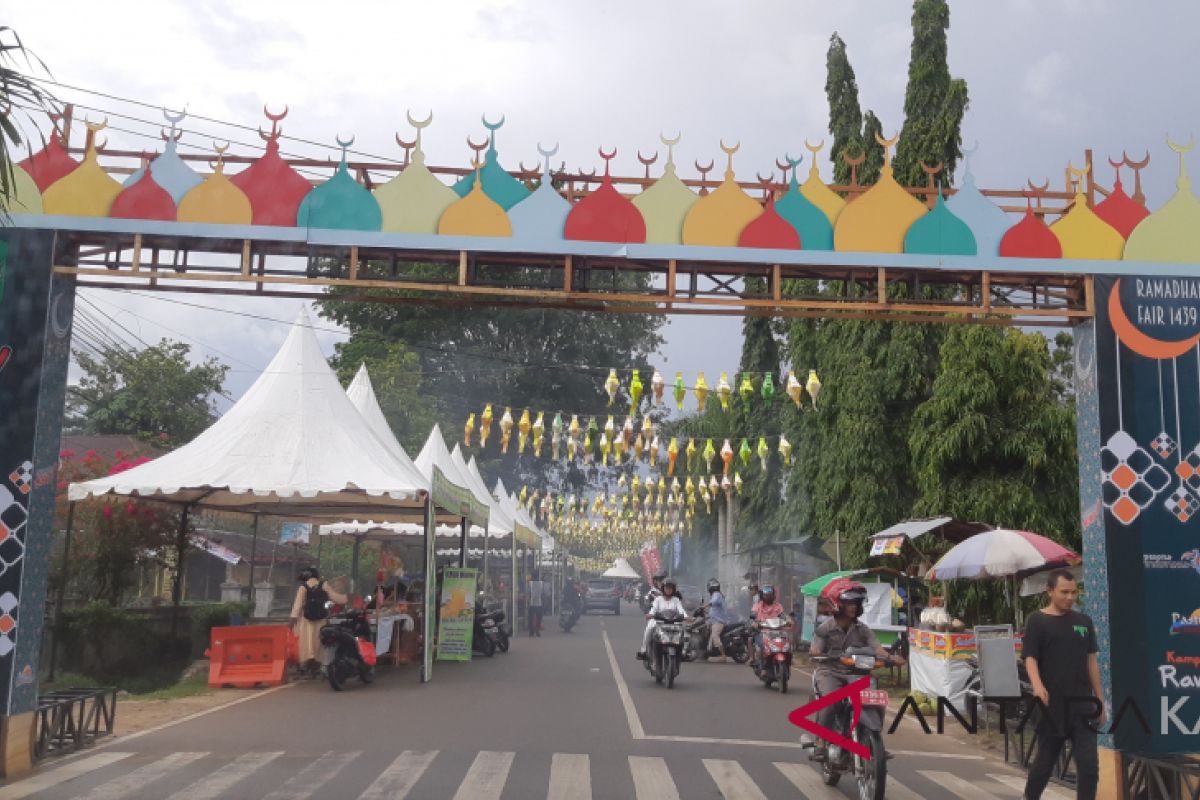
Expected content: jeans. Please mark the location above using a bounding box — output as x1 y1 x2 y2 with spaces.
1024 713 1098 800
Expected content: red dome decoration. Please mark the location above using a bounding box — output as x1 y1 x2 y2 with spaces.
111 171 176 221
1093 179 1149 240
738 199 801 249
229 107 313 226
564 148 647 244
18 135 78 192
999 208 1062 258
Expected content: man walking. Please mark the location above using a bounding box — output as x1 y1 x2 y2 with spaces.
701 578 731 662
1022 569 1102 800
527 571 545 637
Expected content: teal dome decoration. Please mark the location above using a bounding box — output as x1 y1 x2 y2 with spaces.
904 192 976 255
775 166 833 250
297 141 382 231
452 117 530 210
945 160 1009 256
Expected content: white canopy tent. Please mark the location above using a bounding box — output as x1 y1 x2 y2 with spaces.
603 558 641 580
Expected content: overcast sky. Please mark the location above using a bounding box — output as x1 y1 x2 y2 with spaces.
10 0 1200 409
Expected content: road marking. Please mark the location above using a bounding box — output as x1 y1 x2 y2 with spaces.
887 750 984 760
547 753 590 800
628 756 679 800
773 761 845 797
919 770 1006 798
261 751 361 800
601 628 645 738
166 751 282 799
702 759 768 800
643 733 805 749
988 772 1072 799
72 751 207 800
0 752 134 800
452 750 514 800
360 750 438 800
875 776 926 800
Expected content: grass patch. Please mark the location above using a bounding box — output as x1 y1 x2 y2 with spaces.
39 671 105 691
40 666 211 699
126 671 211 700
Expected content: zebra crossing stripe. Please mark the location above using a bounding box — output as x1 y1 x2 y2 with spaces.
165 751 283 800
920 769 1007 798
260 751 361 800
71 751 207 800
0 752 135 800
547 753 590 800
773 761 846 798
702 759 768 800
452 751 515 800
359 750 438 800
628 756 680 800
988 772 1072 799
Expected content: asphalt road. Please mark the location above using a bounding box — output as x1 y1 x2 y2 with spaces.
1 605 1068 799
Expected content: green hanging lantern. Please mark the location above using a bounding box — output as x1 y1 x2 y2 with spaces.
761 373 775 403
739 438 752 466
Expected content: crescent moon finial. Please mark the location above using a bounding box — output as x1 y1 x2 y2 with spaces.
163 106 186 125
407 109 433 130
719 139 740 156
264 104 289 122
874 130 899 167
660 131 681 169
482 113 505 132
537 141 559 176
336 133 355 150
1168 134 1195 183
467 134 489 153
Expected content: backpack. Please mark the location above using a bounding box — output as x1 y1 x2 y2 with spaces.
303 583 329 621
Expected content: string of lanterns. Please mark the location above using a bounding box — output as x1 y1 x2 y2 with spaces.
598 368 821 414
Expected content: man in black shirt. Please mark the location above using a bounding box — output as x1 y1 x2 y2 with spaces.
1022 569 1102 800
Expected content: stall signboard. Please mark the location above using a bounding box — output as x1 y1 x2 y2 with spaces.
1084 275 1200 752
436 567 477 661
279 522 311 545
870 535 906 557
432 466 489 529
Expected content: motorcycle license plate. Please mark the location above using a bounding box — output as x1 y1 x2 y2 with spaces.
860 689 889 707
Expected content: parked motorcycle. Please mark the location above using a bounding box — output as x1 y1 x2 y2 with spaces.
477 595 510 653
684 607 749 663
473 608 502 657
805 647 896 800
644 609 685 688
559 604 581 632
318 605 376 691
750 617 794 693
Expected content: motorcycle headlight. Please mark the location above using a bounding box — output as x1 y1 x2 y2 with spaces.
854 654 876 670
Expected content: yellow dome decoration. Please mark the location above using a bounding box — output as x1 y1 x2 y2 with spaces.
799 139 846 225
42 119 122 217
1049 164 1124 260
375 111 458 233
1125 137 1200 263
632 133 698 244
177 144 253 225
681 141 761 246
833 132 927 253
438 156 511 237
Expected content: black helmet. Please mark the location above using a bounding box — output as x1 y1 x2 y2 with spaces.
760 584 776 602
298 567 318 583
707 578 721 593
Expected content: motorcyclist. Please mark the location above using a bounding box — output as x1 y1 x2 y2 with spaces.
809 578 904 762
637 576 688 660
700 578 732 662
750 585 786 668
562 577 581 615
643 571 666 609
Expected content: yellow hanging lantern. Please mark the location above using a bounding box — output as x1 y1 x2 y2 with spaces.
617 473 627 489
634 433 644 461
652 369 666 405
739 374 754 406
694 372 710 412
757 436 770 470
605 368 620 406
778 434 793 465
667 437 679 475
806 369 822 409
604 415 616 446
702 486 712 514
650 434 661 467
532 411 545 457
717 372 732 412
464 413 476 447
569 414 581 445
787 370 803 409
685 476 696 497
706 439 721 473
622 416 634 452
658 475 666 496
517 409 532 453
551 413 564 460
734 472 744 495
631 475 640 497
599 431 610 465
630 370 644 411
708 474 720 495
688 438 701 473
567 436 578 462
480 403 494 446
500 407 514 453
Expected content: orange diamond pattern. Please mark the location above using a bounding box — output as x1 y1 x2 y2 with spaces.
1111 464 1137 491
1112 496 1139 525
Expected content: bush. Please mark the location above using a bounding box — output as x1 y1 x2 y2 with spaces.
189 602 253 654
54 601 191 692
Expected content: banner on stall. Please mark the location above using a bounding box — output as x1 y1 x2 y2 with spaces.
279 522 311 545
436 567 477 661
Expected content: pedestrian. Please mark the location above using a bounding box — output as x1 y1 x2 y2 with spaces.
288 567 348 678
701 578 732 662
1022 569 1102 800
527 570 545 637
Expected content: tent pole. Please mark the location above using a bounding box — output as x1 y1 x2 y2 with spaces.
248 515 259 611
482 529 490 597
511 538 518 635
460 516 468 569
422 496 434 683
316 527 323 575
170 504 192 638
47 501 76 682
351 535 362 595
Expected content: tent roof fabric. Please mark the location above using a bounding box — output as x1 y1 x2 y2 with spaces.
68 309 428 515
415 426 489 526
871 517 990 544
602 558 641 579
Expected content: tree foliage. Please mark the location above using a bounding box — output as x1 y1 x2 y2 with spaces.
825 33 884 187
329 336 438 453
0 27 58 211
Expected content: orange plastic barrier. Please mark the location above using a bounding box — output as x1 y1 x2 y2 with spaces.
207 625 296 688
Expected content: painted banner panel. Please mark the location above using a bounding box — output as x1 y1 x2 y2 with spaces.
436 567 477 662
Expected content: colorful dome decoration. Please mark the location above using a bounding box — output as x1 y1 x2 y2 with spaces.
508 142 571 241
564 148 647 243
296 136 382 231
122 109 202 205
945 150 1008 256
775 156 832 250
17 122 78 192
229 106 313 226
1092 163 1149 240
177 144 253 225
999 198 1062 259
631 133 698 245
904 191 976 255
738 195 800 249
452 115 530 211
374 112 458 234
3 165 42 215
681 141 761 246
1049 166 1124 260
833 133 927 253
110 170 175 221
799 140 845 225
438 157 512 237
1124 138 1200 263
42 119 123 218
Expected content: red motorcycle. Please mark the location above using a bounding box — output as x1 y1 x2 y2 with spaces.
749 616 793 693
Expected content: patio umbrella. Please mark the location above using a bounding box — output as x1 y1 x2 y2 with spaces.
925 529 1078 581
800 569 868 597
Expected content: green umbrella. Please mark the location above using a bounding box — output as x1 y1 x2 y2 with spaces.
800 569 868 597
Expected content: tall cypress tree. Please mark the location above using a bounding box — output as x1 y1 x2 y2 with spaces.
825 33 884 187
892 0 970 188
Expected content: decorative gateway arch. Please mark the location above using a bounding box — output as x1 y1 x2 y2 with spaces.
1 104 1199 779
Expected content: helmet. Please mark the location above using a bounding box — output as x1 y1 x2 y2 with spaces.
654 571 668 582
820 578 868 614
706 578 721 593
760 585 776 602
297 567 319 583
662 576 678 590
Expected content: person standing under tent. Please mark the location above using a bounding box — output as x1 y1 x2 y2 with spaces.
289 567 348 678
527 571 546 637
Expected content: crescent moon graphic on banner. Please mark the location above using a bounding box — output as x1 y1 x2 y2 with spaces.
50 291 72 338
1108 279 1200 359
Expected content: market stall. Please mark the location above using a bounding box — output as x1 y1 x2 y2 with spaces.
741 536 836 621
798 568 907 647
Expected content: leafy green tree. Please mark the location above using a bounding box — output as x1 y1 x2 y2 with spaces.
892 0 970 188
0 27 57 211
66 339 229 448
330 337 438 453
825 33 884 187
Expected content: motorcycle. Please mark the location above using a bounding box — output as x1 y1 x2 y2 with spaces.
805 647 894 800
645 609 685 688
473 608 502 657
318 605 377 691
559 603 581 632
477 595 510 653
750 616 793 693
684 607 749 663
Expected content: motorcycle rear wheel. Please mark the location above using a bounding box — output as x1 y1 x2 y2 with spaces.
778 663 789 694
855 727 886 800
359 664 374 684
821 760 841 786
478 636 496 657
328 660 347 692
497 632 510 653
730 644 749 664
666 652 677 689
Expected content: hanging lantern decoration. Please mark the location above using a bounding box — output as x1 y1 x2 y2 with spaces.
552 412 564 459
718 439 733 474
806 370 822 409
786 371 802 408
694 372 710 412
717 372 732 412
652 369 666 405
686 438 698 473
739 373 754 406
599 431 611 465
480 403 495 447
658 475 666 498
604 368 621 407
517 409 532 453
583 418 596 463
762 373 775 404
634 432 645 461
722 473 732 495
567 436 578 462
617 473 627 490
650 433 661 468
464 413 476 447
778 434 793 465
704 439 718 473
702 485 712 514
532 411 545 456
604 415 616 451
630 370 644 411
738 438 752 467
622 416 634 452
667 437 679 475
673 372 686 409
500 407 514 453
708 474 720 495
734 472 744 495
757 436 770 470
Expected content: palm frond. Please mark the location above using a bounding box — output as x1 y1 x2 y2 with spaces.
0 27 60 213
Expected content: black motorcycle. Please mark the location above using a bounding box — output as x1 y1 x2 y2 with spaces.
473 608 502 657
318 607 376 691
685 607 749 663
559 603 581 632
477 595 510 653
645 609 685 688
